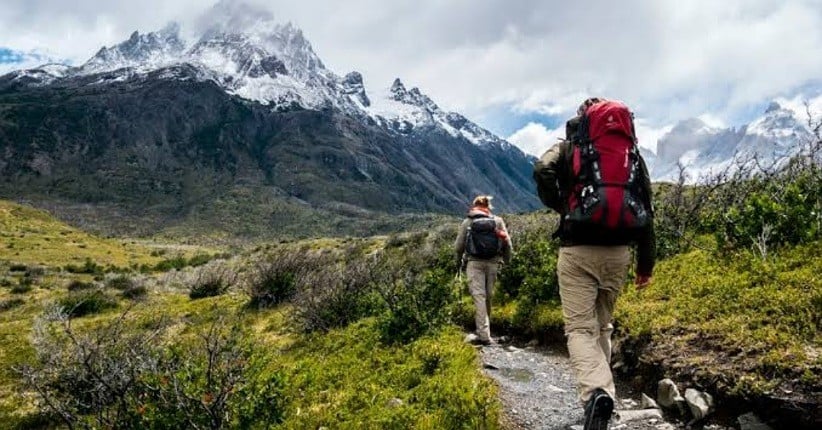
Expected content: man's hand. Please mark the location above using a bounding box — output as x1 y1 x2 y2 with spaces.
635 274 652 290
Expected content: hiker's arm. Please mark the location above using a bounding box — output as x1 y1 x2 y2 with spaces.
497 217 513 265
635 155 656 278
454 219 469 265
533 142 566 212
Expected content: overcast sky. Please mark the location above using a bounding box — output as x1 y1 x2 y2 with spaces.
2 0 821 155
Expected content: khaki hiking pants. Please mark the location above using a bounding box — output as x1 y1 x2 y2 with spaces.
558 245 630 403
466 259 499 342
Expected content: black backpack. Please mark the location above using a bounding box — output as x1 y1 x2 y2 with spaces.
465 215 501 259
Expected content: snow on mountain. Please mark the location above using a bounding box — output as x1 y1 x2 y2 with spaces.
4 0 506 148
650 101 813 182
80 23 185 75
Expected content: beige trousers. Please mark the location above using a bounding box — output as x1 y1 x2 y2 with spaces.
558 245 630 402
466 260 499 342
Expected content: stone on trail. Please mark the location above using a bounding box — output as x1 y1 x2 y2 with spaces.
613 408 664 424
657 378 685 409
620 398 639 409
684 388 714 420
737 412 774 430
464 333 479 344
641 392 660 409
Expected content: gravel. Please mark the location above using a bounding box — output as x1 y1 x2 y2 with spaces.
479 342 700 430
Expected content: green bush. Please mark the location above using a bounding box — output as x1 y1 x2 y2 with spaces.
374 255 459 344
58 290 118 318
16 311 285 429
188 264 238 300
0 277 12 287
66 280 95 291
244 253 310 309
186 253 214 268
153 256 188 272
64 258 104 275
689 155 822 256
292 259 382 332
25 266 46 277
139 322 286 429
105 275 136 290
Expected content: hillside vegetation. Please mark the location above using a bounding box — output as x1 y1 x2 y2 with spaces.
1 130 820 428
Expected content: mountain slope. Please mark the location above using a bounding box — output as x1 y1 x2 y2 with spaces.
0 2 539 239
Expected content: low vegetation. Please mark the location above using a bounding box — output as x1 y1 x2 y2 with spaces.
0 126 818 428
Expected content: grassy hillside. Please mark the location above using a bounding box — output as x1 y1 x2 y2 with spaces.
0 200 164 268
0 204 499 429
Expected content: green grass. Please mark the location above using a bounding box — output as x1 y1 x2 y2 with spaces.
488 234 822 396
0 286 499 429
616 240 822 392
0 200 162 269
0 200 224 272
277 319 499 429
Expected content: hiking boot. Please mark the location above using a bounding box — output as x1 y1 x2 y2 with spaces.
583 388 613 430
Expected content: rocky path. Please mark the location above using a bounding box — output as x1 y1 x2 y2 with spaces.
478 341 701 430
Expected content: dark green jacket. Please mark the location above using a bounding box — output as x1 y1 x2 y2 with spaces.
532 116 656 276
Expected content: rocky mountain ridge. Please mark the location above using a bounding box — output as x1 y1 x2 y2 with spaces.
0 0 539 239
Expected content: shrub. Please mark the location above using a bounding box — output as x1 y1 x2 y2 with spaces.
58 290 118 318
66 280 95 291
105 274 136 290
11 278 34 294
244 252 319 309
25 266 46 278
141 320 286 429
15 310 285 429
292 258 382 332
188 263 238 300
186 253 213 267
153 256 188 272
121 285 148 300
0 297 24 312
0 277 12 287
372 253 459 344
64 258 104 275
9 263 27 272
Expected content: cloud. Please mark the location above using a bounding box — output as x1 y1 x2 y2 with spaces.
507 122 565 157
634 120 674 154
0 47 64 74
0 0 820 134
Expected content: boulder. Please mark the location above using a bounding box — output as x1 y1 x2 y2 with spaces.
684 388 714 420
657 379 685 409
641 393 660 409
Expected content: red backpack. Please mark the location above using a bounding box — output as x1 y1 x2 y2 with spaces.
566 100 650 229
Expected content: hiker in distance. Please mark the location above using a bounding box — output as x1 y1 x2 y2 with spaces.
533 98 655 430
454 195 513 346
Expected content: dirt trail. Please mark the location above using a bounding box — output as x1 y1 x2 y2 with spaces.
479 341 704 430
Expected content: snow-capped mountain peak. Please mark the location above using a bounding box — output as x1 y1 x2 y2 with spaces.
5 0 510 148
650 101 813 181
81 23 185 74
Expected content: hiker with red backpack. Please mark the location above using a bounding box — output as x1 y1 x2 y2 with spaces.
533 98 655 430
454 195 513 346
